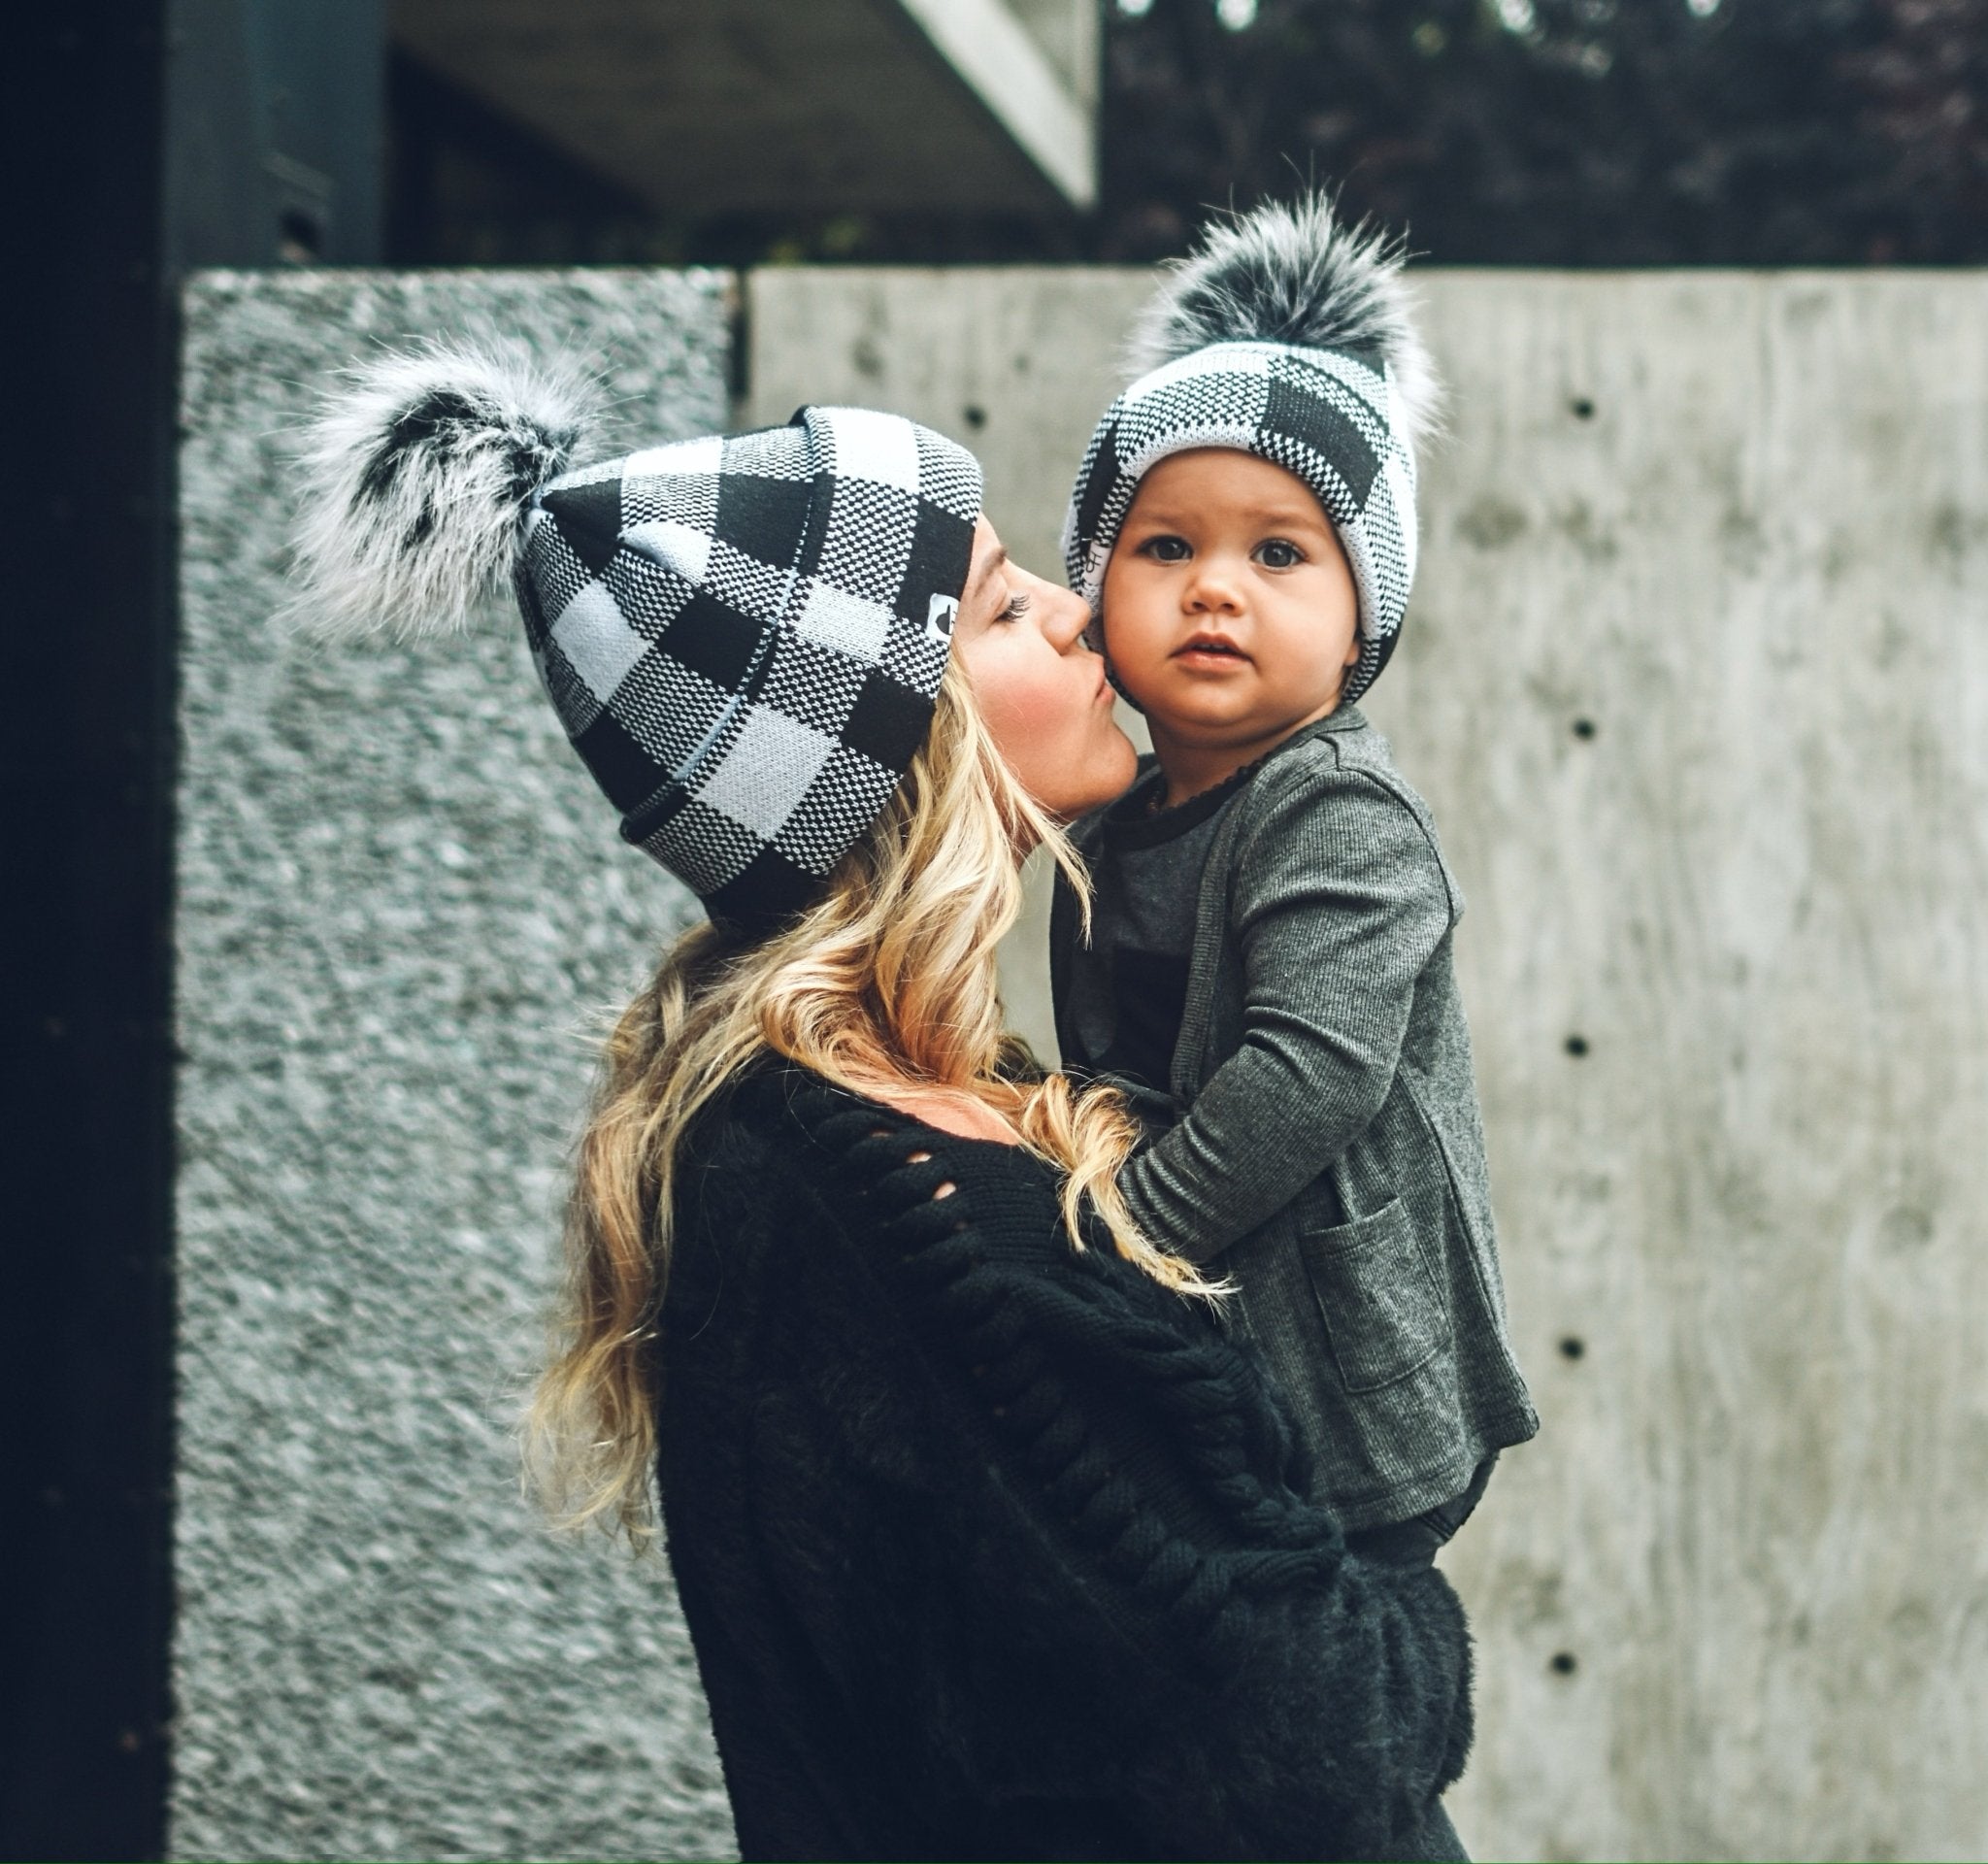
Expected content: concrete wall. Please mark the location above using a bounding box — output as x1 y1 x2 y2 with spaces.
744 268 1988 1862
178 266 1988 1861
173 271 737 1861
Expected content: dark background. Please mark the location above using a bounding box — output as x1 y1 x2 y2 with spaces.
396 0 1988 266
4 1 1982 1857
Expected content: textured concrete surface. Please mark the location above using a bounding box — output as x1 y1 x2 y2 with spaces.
1391 272 1988 1864
173 271 737 1861
746 268 1988 1861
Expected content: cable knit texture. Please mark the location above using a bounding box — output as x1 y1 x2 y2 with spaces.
656 1058 1474 1861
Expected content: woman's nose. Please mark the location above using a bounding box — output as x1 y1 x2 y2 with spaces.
1041 582 1093 651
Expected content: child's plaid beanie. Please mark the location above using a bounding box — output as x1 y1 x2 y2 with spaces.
291 346 982 931
1064 194 1441 708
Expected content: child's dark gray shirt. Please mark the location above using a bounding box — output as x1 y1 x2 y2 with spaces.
1051 706 1539 1531
1060 763 1255 1097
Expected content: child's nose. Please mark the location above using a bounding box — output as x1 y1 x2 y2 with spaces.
1186 559 1244 613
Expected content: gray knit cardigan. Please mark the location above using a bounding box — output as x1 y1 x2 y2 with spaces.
1051 708 1539 1529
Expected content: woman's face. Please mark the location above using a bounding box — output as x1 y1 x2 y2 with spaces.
953 517 1137 821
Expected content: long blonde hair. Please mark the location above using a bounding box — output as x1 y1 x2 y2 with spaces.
525 658 1218 1539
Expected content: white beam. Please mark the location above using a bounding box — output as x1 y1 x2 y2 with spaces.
891 0 1097 210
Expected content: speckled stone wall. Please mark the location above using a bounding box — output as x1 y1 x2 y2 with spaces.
172 271 738 1861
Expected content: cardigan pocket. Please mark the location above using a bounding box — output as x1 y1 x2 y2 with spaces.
1299 1198 1452 1394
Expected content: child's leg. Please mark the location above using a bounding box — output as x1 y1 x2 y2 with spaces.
1343 1455 1499 1567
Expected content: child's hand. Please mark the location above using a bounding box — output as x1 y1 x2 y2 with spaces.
1096 1073 1177 1146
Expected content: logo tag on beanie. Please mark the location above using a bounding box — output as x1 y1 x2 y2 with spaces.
926 593 958 643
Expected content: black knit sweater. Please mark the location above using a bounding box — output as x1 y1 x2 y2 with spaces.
656 1060 1474 1862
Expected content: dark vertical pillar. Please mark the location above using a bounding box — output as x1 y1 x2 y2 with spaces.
0 6 180 1860
0 5 382 1858
168 0 386 268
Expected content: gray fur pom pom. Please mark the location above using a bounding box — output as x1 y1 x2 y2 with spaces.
287 338 599 639
1126 193 1442 447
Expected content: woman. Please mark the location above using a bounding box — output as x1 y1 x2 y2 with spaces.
295 348 1474 1861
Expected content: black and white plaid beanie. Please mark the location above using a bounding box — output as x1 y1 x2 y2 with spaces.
1064 195 1441 708
292 345 982 930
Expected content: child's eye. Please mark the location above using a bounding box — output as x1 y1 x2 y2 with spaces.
997 591 1032 623
1254 539 1305 569
1138 535 1191 563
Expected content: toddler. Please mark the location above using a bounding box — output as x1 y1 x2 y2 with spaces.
1052 195 1538 1559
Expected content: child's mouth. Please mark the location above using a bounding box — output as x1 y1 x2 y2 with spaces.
1175 636 1248 664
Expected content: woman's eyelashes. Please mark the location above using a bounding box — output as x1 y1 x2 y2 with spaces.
997 590 1032 623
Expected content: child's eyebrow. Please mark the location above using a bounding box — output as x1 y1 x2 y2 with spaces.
1128 504 1331 530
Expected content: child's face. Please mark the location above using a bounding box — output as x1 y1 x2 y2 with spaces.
1100 449 1360 766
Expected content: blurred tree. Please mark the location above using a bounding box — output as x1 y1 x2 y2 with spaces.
1101 0 1988 263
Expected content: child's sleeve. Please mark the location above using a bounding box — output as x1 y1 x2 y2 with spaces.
1118 756 1454 1263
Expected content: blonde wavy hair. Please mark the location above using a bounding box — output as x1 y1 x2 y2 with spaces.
525 656 1219 1539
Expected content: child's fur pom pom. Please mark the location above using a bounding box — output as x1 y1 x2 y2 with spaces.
1126 193 1442 447
288 339 599 640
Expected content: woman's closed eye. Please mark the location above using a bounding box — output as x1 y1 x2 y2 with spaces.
997 590 1032 623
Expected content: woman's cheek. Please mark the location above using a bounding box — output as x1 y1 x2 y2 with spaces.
986 655 1060 742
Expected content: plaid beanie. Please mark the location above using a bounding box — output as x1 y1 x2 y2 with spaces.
1063 194 1441 708
292 345 982 930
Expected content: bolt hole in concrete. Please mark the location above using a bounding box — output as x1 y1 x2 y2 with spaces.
963 404 988 429
1565 1034 1590 1057
1549 1651 1578 1677
1572 716 1597 739
1570 396 1596 419
1559 1336 1586 1360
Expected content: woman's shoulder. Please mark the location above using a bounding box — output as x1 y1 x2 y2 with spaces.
711 1056 1323 1543
690 1055 1296 1448
698 1055 1066 1220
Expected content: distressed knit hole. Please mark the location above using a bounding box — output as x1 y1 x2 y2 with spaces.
932 1182 957 1200
907 1149 932 1165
